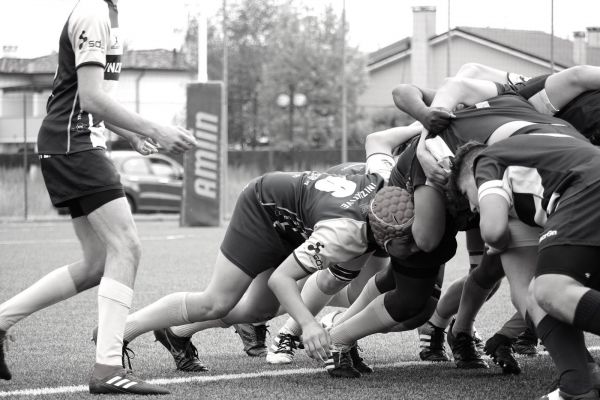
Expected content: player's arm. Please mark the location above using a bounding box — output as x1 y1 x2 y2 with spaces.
412 184 446 252
104 123 158 156
543 65 600 112
364 122 422 157
478 193 510 254
364 123 422 182
77 65 196 154
268 255 331 361
391 84 455 134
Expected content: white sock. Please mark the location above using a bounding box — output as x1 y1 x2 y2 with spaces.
123 292 190 342
96 277 133 366
171 320 228 338
0 266 77 331
429 310 452 329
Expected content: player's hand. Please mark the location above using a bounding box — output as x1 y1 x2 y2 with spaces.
422 107 455 135
130 135 158 156
155 125 197 154
301 321 331 362
417 142 449 186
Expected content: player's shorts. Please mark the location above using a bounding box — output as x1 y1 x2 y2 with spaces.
40 149 123 208
220 177 301 278
507 217 542 248
536 245 600 289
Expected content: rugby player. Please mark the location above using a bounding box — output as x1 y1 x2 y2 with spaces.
95 125 423 373
0 0 195 394
392 65 600 373
452 134 600 400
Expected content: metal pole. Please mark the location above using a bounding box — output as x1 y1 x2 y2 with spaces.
221 0 229 224
550 0 554 72
446 0 451 76
197 11 208 83
341 0 347 163
22 92 28 221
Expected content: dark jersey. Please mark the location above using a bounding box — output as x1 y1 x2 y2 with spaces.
256 171 385 272
508 74 600 144
474 133 600 227
38 0 122 155
432 87 577 155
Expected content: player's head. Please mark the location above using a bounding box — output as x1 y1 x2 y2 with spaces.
368 186 417 259
449 141 487 213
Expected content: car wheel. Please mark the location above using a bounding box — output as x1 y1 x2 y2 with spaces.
126 195 137 214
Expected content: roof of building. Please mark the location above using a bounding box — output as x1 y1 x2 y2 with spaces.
368 26 600 68
0 49 193 74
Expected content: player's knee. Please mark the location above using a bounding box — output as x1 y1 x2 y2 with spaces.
456 62 485 78
532 275 561 313
111 232 142 266
567 65 597 89
318 268 354 295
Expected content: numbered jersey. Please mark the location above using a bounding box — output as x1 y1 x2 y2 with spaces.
38 0 122 155
256 171 385 273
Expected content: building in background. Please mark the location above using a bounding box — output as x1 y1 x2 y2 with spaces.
0 49 195 153
359 6 600 114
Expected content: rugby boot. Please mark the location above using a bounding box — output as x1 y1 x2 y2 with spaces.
349 343 373 374
484 333 521 375
91 326 135 370
0 330 11 380
513 327 539 356
473 327 485 354
538 388 599 400
325 346 362 378
447 324 489 369
417 321 450 362
234 323 269 357
153 328 208 372
89 363 169 395
266 332 301 364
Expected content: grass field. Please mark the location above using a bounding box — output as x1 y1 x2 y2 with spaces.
0 220 598 399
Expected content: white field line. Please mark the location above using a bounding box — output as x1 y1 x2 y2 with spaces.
1 342 598 396
0 234 193 246
0 360 426 397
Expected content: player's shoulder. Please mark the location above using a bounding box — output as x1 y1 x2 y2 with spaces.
71 0 111 22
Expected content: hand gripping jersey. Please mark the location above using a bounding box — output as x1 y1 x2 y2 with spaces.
256 171 385 274
37 0 122 155
474 133 600 227
427 87 579 158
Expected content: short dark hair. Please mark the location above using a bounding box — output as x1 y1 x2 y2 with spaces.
447 141 487 213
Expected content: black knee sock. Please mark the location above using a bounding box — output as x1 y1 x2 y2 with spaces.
536 315 592 395
574 290 600 336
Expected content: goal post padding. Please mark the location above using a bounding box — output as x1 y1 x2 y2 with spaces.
180 82 223 227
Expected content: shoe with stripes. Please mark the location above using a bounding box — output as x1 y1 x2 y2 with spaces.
154 328 208 372
538 388 600 400
325 346 361 378
89 363 169 395
0 330 11 380
417 321 450 362
266 333 301 364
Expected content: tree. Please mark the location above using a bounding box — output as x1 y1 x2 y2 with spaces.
181 0 369 149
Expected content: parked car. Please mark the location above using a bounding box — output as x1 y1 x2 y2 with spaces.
109 151 184 213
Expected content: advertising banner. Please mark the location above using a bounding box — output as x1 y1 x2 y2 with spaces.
180 82 222 226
